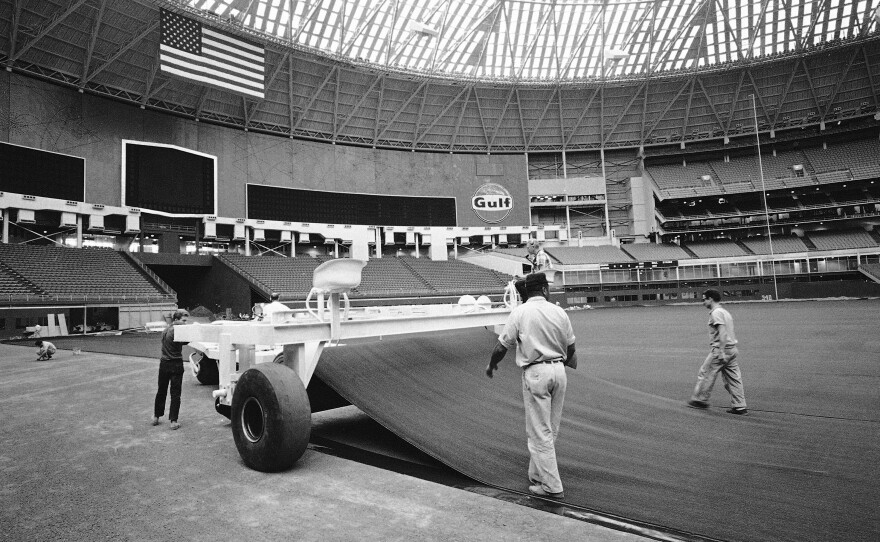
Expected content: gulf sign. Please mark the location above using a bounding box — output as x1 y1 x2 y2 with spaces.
472 183 513 224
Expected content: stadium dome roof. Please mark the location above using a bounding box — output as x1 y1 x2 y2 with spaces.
190 0 880 81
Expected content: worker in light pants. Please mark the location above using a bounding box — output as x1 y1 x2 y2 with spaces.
486 272 577 499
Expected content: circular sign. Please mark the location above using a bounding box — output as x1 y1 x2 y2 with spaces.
471 183 513 224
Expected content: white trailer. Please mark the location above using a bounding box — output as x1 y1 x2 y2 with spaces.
175 259 520 472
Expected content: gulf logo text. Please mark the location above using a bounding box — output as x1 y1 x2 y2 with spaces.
472 195 513 210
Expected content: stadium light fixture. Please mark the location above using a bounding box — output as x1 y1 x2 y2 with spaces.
604 48 630 61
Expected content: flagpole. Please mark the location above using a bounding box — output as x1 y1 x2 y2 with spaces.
751 94 779 301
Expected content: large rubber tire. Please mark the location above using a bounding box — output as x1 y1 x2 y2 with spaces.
231 364 311 472
196 357 219 386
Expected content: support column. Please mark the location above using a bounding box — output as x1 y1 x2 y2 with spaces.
76 215 83 248
194 217 200 255
374 228 381 259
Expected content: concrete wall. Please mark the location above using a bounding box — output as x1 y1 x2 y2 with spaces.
0 71 529 228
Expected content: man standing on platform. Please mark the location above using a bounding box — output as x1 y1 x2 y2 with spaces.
524 239 552 273
486 272 577 499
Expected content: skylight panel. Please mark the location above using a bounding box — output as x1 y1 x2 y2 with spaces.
188 0 877 80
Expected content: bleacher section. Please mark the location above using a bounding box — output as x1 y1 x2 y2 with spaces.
683 240 749 258
806 229 879 251
545 246 634 265
620 243 693 261
219 254 326 296
741 236 809 255
354 258 434 297
0 262 43 296
400 257 511 296
219 254 512 299
0 244 172 300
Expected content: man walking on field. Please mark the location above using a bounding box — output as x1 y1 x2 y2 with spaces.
687 289 748 415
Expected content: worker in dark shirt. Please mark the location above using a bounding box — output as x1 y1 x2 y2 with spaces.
152 310 189 430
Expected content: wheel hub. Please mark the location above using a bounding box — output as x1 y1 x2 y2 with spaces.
240 397 265 443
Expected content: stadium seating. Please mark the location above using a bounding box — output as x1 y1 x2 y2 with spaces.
545 246 634 265
0 262 44 296
219 253 325 296
354 257 434 297
219 254 512 299
400 257 511 296
683 240 749 258
805 138 880 173
741 236 809 254
0 244 171 300
621 243 692 261
647 162 714 189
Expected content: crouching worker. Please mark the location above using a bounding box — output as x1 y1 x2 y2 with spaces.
486 272 577 500
35 340 56 360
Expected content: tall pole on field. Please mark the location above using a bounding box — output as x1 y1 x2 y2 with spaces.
751 94 779 301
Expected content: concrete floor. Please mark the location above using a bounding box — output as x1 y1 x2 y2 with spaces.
0 344 650 542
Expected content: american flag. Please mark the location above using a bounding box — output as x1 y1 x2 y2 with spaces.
159 9 265 99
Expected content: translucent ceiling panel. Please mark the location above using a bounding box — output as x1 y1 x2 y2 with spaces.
187 0 880 81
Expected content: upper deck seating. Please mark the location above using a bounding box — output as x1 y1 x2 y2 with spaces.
754 149 810 179
683 240 749 258
805 138 880 173
0 244 169 299
621 243 693 261
647 162 714 189
711 157 760 186
806 230 879 251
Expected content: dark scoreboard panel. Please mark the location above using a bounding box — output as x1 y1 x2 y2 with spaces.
247 184 457 227
124 143 215 214
0 142 85 201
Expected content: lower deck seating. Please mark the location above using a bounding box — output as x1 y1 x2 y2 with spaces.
545 246 634 265
0 264 43 296
621 242 692 261
684 240 749 258
219 254 326 295
741 236 809 254
400 256 511 295
220 254 512 298
354 258 433 296
806 230 879 251
0 244 169 300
